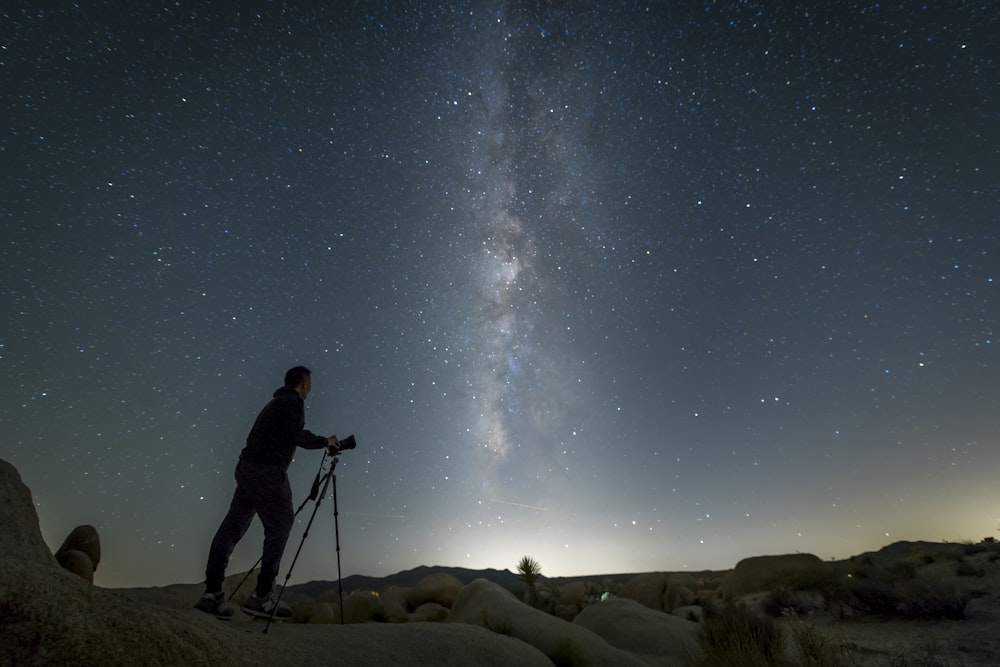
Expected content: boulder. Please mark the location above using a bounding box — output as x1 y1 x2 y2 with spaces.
342 590 383 623
0 459 55 563
620 572 696 613
56 525 101 571
673 605 704 622
450 578 646 666
720 553 833 599
306 602 337 624
557 580 587 609
55 525 102 582
56 549 95 583
411 601 450 622
553 603 580 621
406 572 463 609
574 597 699 663
379 585 411 622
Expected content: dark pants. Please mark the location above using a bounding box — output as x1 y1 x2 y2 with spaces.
205 458 293 597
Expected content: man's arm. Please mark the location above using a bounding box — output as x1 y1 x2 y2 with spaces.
294 429 329 450
286 395 329 450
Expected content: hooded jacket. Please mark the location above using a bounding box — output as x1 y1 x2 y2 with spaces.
240 386 328 470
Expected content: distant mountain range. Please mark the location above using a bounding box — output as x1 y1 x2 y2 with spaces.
285 564 530 599
283 540 978 601
282 562 719 601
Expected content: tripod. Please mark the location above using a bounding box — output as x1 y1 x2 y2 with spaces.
228 449 347 633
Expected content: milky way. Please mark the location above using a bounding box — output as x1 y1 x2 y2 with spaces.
2 2 997 587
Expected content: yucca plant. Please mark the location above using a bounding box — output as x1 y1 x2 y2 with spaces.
517 555 542 605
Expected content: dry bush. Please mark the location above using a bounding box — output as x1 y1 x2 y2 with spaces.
842 575 971 620
687 604 783 667
953 557 985 578
897 579 971 620
884 640 965 667
783 610 856 667
761 587 823 618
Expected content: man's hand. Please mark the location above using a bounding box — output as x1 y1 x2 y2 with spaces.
325 435 340 455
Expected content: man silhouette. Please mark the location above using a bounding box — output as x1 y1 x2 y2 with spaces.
195 366 342 619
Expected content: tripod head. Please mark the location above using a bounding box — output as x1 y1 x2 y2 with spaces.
310 433 357 498
326 434 357 459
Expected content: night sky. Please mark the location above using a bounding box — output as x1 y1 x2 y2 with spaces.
2 2 997 589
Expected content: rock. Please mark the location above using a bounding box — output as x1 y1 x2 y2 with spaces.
620 572 696 612
307 601 336 623
0 458 55 563
406 572 463 609
673 605 704 623
551 581 587 620
56 525 101 570
450 578 647 666
411 601 450 622
0 460 556 666
55 525 101 582
558 580 587 608
379 585 411 622
342 590 383 623
720 553 834 599
0 555 556 666
553 603 579 621
574 597 699 662
56 549 95 583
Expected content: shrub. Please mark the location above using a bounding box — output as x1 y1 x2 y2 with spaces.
959 540 981 556
761 587 820 618
844 578 902 616
897 580 971 620
887 560 917 581
885 641 965 667
954 558 985 578
844 577 971 620
690 604 784 666
783 610 854 667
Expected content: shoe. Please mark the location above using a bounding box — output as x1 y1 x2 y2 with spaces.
194 591 234 618
242 589 293 620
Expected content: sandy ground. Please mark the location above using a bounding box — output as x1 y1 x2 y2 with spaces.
773 555 1000 667
816 596 1000 666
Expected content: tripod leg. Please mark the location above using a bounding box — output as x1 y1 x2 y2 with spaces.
230 453 327 607
333 472 344 624
263 467 334 634
227 556 262 604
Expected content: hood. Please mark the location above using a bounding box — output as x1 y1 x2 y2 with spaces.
272 386 300 399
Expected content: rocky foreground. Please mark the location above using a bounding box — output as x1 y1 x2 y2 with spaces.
4 457 1000 666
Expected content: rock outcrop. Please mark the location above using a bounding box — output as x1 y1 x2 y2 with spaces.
574 597 699 662
619 572 697 613
720 553 834 599
0 458 560 666
0 458 56 563
450 578 648 666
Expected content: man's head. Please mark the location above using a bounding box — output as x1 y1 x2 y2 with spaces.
284 365 312 399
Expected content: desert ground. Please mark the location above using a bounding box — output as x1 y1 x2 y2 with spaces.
4 456 1000 666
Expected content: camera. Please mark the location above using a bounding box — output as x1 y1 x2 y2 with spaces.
337 434 357 450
